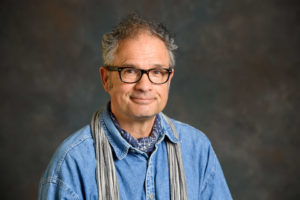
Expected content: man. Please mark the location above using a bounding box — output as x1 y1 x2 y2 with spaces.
39 13 232 200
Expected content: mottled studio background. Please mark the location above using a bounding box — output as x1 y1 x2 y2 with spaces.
1 0 299 199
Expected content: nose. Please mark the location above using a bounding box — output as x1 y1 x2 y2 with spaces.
134 73 152 91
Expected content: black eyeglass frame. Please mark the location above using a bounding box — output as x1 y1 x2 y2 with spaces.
104 65 173 84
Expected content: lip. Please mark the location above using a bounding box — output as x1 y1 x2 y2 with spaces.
130 96 155 104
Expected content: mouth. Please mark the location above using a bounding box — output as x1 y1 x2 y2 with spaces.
130 96 155 104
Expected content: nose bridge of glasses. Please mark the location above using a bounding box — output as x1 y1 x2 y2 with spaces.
137 69 152 82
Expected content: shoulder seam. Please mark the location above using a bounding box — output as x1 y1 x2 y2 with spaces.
54 134 92 175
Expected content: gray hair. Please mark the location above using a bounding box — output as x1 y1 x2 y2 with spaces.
102 13 178 67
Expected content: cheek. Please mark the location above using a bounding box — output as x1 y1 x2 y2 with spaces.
108 79 113 90
158 86 170 99
109 74 122 92
110 83 132 99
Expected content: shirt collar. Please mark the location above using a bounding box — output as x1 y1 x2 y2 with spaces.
159 113 180 144
100 108 131 160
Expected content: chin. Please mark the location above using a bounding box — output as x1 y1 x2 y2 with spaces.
130 110 159 120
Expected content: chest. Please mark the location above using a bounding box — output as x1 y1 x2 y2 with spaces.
112 142 201 200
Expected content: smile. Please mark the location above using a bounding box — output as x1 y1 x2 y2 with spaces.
130 96 155 104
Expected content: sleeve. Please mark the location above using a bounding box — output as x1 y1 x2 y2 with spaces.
38 177 80 200
200 145 233 200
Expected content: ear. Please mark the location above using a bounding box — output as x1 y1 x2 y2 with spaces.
166 68 174 88
99 66 110 92
169 68 174 82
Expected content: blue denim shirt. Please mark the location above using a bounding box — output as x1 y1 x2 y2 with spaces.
39 108 232 200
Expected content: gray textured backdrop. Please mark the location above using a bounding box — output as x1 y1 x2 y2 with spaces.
1 0 299 199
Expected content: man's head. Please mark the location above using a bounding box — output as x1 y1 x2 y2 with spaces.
100 13 177 122
102 13 178 68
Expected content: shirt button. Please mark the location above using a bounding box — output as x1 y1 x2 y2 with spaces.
149 193 153 199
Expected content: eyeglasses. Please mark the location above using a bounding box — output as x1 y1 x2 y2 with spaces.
105 66 173 84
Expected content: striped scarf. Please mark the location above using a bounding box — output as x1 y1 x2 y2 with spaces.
91 110 188 200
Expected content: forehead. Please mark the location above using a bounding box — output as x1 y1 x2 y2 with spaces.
113 32 170 68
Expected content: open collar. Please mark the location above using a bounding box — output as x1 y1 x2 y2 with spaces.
100 107 180 160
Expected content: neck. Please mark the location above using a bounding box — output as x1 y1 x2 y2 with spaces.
110 111 156 139
118 116 156 139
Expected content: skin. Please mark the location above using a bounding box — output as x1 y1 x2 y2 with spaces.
100 31 174 139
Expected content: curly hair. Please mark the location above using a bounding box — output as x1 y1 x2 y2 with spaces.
102 13 178 67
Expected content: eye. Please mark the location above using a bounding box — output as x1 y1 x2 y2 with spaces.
152 69 163 75
123 68 137 74
150 69 169 76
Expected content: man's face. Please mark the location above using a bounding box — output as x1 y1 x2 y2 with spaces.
101 32 174 122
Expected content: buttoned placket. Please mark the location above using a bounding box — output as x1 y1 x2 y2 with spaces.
128 147 156 200
145 151 155 200
144 132 167 200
